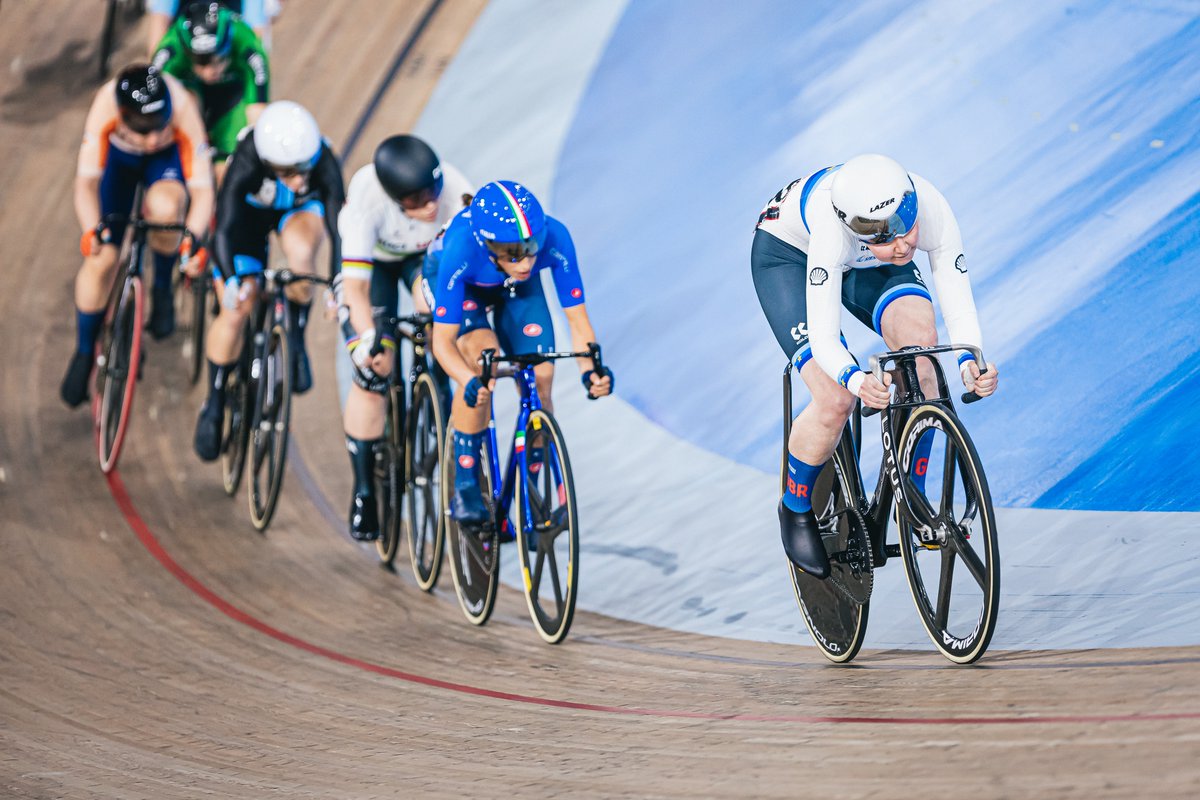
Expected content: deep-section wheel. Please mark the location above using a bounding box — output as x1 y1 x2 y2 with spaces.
221 322 254 496
374 386 403 565
248 324 291 531
896 403 1000 664
443 425 499 625
515 409 579 644
404 372 445 589
96 275 144 474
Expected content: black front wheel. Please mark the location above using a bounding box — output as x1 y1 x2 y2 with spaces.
248 324 292 531
443 425 500 626
374 387 404 566
96 275 144 474
896 403 1000 664
403 373 445 589
515 410 580 644
221 324 254 497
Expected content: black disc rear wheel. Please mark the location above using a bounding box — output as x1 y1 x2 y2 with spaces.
791 452 872 664
896 404 1000 664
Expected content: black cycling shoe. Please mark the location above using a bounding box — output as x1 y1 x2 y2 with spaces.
291 348 313 395
779 501 830 579
451 484 489 528
60 350 94 408
193 403 224 462
349 491 379 541
149 286 175 340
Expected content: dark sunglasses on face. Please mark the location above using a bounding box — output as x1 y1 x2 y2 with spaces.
485 238 539 264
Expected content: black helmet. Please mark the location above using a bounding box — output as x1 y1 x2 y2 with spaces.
373 135 443 205
179 1 234 63
115 64 172 134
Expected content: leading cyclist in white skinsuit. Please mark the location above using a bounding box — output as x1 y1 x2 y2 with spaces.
752 154 999 578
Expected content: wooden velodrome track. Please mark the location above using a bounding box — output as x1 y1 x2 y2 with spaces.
1 2 1198 797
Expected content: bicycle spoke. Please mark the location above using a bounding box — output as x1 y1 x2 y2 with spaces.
935 548 956 629
940 438 958 518
946 526 989 589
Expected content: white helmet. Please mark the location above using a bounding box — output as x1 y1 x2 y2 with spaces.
253 100 321 171
830 154 918 244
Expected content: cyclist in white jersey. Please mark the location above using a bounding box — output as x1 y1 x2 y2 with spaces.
752 154 998 577
337 134 471 540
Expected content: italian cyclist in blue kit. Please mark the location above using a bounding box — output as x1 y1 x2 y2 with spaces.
424 180 614 527
193 100 345 461
752 154 998 578
337 134 472 540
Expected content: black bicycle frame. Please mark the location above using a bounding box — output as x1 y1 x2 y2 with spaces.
783 343 985 566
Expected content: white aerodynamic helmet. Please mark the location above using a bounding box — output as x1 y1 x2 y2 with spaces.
830 154 918 244
253 100 321 172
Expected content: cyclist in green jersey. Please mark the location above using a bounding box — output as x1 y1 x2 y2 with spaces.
152 1 269 184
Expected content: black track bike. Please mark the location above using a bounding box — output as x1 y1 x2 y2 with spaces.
367 312 447 592
219 268 331 530
785 344 1000 664
91 198 193 474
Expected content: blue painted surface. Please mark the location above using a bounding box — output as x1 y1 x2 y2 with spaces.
554 1 1200 511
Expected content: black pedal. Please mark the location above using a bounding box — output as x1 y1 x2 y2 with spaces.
885 544 901 559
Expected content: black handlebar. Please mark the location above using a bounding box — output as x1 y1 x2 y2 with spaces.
479 342 604 380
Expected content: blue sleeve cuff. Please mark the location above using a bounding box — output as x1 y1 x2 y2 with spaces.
837 365 862 389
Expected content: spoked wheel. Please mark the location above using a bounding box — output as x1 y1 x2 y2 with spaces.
791 452 873 663
248 324 292 531
96 275 144 474
515 410 579 644
896 404 1000 664
403 372 445 589
374 387 403 566
221 328 253 496
173 271 208 385
443 425 499 625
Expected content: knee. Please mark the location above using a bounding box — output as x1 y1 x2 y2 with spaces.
281 235 317 268
143 182 185 221
810 386 856 427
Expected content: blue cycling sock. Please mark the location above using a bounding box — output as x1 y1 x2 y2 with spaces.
75 308 105 355
909 432 935 495
783 453 822 514
453 431 483 489
153 251 176 293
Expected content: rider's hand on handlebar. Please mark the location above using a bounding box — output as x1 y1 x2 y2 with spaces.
80 225 112 258
961 359 999 398
325 273 344 321
857 371 893 410
463 376 493 408
581 367 613 399
178 234 208 278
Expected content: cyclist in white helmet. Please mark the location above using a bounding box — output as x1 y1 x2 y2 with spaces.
192 99 345 462
752 154 998 578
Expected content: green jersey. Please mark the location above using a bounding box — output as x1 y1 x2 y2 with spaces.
152 18 269 160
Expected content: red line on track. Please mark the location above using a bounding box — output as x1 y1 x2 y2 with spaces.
106 471 1200 726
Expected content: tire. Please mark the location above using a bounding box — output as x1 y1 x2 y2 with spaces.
790 451 872 664
403 372 446 589
248 324 291 531
896 403 1000 664
514 410 580 645
221 322 254 496
188 277 208 385
443 424 499 626
374 386 403 566
96 275 144 474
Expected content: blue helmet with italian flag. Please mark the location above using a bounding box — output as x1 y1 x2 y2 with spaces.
469 180 547 262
